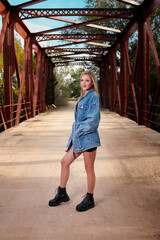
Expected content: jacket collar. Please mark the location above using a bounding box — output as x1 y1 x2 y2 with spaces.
80 90 94 101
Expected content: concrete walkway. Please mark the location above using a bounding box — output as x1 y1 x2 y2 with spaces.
0 101 160 240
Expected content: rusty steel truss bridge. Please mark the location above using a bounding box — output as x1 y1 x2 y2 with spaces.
0 0 160 131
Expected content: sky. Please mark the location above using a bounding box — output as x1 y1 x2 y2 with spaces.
9 0 85 8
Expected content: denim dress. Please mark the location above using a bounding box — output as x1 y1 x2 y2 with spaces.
66 90 101 156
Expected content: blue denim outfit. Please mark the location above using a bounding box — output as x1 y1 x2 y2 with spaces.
66 90 101 154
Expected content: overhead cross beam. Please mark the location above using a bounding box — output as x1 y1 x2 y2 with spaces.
49 53 100 58
47 39 111 49
62 39 111 47
35 33 118 42
51 57 101 62
49 16 121 33
18 8 134 20
116 0 139 6
46 48 107 53
33 16 121 36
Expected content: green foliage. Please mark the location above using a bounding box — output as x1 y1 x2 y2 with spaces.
45 74 58 105
67 68 84 98
14 35 24 72
53 66 70 106
0 34 25 105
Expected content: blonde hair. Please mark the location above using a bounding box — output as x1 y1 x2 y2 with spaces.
78 70 99 103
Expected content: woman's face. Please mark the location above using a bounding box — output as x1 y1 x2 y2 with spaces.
80 74 93 94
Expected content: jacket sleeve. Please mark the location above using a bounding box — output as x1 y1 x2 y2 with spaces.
75 93 100 137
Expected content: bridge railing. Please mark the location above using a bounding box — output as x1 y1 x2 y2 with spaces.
0 101 44 132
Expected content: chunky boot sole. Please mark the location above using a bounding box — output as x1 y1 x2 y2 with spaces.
49 196 70 207
76 202 95 212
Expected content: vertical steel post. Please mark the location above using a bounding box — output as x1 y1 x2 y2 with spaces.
143 25 150 126
3 24 14 127
138 21 148 125
124 41 138 122
0 11 9 55
25 40 29 117
109 53 114 111
102 56 108 108
99 62 104 107
111 51 121 113
50 61 55 105
120 42 125 116
44 56 49 106
28 43 34 118
33 49 42 117
124 41 129 117
106 57 110 109
39 54 45 112
138 22 144 125
146 19 160 127
16 37 30 125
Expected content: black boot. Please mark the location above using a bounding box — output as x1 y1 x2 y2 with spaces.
76 193 95 212
48 186 70 207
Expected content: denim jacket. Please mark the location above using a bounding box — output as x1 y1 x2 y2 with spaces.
66 90 101 153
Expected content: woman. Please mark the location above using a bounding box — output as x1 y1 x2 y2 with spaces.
49 70 101 212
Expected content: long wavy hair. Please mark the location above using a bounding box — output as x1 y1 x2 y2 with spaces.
77 70 99 103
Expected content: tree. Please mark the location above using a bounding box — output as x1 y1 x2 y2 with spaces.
67 67 84 98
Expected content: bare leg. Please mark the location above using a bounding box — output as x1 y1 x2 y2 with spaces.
83 150 97 194
60 146 82 188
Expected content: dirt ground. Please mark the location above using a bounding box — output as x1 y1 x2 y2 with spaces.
0 101 160 240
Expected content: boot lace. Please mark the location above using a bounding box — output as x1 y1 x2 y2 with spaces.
81 193 90 205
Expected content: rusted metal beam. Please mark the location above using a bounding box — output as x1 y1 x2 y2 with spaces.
120 42 125 116
106 57 110 109
33 49 42 117
109 53 115 111
116 0 139 6
145 19 160 82
51 57 101 62
0 11 10 55
33 16 121 36
16 38 30 125
0 105 7 130
46 39 110 49
35 34 118 42
44 56 49 106
0 0 10 9
0 1 6 12
110 0 160 54
46 48 107 54
99 62 104 106
124 41 138 122
3 25 14 127
137 0 160 21
113 52 122 114
145 19 160 127
50 16 121 33
14 39 29 121
137 22 145 125
39 55 45 112
49 52 100 58
18 8 133 21
143 24 150 127
61 39 111 48
28 43 34 118
102 56 108 108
